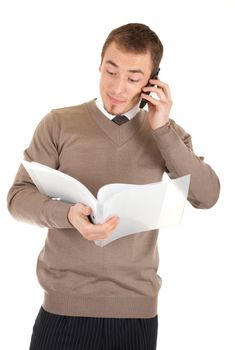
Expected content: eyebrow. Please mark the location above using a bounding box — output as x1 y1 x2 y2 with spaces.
105 60 144 75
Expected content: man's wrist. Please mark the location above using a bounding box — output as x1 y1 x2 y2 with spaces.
151 120 171 131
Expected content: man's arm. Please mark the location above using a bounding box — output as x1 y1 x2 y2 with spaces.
7 111 74 229
142 77 220 209
152 119 220 209
7 110 120 240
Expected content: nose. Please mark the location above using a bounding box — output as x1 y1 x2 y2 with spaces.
112 76 126 95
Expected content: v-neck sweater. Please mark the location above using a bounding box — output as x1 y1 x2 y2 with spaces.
87 99 145 147
7 99 220 318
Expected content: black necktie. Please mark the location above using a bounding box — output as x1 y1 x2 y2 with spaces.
112 114 129 125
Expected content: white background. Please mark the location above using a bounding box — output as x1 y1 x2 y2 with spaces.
1 0 234 349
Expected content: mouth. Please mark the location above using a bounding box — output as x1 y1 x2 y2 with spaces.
107 94 126 105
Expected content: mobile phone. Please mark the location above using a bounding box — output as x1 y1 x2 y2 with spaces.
139 67 160 108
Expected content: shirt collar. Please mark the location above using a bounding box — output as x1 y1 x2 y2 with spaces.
95 96 141 121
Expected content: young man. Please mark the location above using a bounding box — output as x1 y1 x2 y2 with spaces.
7 23 220 350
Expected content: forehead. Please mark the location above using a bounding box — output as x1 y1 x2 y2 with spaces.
103 42 152 74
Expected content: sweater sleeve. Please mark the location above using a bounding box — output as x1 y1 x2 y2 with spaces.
7 111 74 229
152 119 220 209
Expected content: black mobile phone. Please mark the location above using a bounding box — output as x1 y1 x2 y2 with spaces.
139 67 160 108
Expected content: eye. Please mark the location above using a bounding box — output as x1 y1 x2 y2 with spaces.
128 78 140 83
106 70 116 75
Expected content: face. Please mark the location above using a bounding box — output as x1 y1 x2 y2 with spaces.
99 42 153 115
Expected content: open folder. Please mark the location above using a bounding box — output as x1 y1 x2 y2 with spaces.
22 160 191 247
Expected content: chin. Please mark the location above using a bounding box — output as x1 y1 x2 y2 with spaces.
105 101 125 115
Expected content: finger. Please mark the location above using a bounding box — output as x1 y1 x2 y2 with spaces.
91 217 119 234
149 78 167 86
77 203 92 216
91 218 119 239
142 87 166 101
85 216 120 235
85 223 118 240
141 93 161 106
155 88 166 101
83 207 92 216
95 216 120 232
149 79 172 100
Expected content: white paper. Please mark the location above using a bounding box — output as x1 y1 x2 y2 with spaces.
95 175 190 247
22 160 191 247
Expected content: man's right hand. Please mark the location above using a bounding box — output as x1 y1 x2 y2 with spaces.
68 203 120 241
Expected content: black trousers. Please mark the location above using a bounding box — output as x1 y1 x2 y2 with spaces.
29 306 158 350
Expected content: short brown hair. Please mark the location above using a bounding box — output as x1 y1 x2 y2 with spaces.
101 23 163 72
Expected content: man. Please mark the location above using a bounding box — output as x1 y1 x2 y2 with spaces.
7 23 220 350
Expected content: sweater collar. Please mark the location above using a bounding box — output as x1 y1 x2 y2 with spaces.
86 99 147 146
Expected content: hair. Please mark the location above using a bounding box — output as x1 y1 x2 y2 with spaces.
101 23 163 72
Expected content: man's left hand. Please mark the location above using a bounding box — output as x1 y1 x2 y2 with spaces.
141 78 173 130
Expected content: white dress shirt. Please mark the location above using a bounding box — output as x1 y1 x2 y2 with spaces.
95 96 141 121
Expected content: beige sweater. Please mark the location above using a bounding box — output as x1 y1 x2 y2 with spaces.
7 99 220 318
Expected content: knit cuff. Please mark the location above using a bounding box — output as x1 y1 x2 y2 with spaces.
41 199 74 229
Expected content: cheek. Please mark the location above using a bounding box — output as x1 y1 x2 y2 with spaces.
100 77 113 92
130 85 142 99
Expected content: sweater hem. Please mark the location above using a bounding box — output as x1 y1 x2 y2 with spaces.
42 292 158 319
